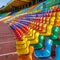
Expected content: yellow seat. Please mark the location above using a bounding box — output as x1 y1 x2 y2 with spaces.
23 26 39 44
27 30 35 40
24 29 39 44
29 31 39 44
16 36 27 44
25 28 33 38
49 17 55 26
40 25 53 36
56 12 60 17
16 47 29 55
18 46 34 60
16 41 30 49
16 41 30 55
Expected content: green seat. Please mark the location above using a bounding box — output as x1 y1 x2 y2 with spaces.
49 26 60 46
49 26 59 40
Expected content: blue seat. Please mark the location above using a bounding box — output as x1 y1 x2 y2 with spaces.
54 46 60 60
19 20 30 26
14 22 23 28
34 39 53 58
10 24 16 30
26 14 37 17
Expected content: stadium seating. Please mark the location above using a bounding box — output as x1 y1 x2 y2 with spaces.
0 0 60 60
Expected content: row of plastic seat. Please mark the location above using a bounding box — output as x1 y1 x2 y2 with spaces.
2 7 60 60
15 8 60 60
1 1 60 60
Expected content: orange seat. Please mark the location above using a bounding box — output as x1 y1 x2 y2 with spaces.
42 24 47 33
55 17 60 26
41 16 51 33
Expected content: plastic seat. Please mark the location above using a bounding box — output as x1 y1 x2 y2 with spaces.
34 39 53 58
49 26 59 40
32 35 45 49
54 46 60 60
16 41 30 55
16 41 30 49
18 46 34 60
